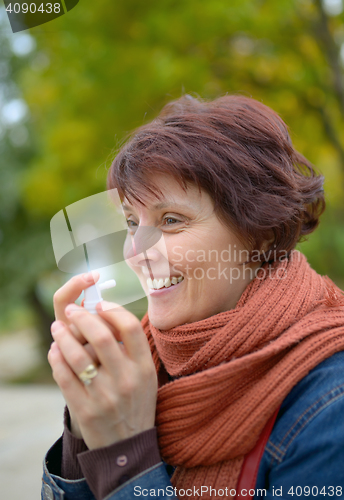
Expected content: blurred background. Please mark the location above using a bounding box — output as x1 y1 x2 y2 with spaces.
0 0 344 497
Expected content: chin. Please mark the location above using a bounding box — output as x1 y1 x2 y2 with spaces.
148 309 181 331
149 317 175 331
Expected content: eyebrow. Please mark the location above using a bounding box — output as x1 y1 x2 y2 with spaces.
122 201 194 212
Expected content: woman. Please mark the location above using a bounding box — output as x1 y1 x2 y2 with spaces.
42 95 344 500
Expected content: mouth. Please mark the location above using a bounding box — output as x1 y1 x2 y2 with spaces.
146 275 184 295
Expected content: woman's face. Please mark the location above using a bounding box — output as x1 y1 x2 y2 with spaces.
122 174 261 330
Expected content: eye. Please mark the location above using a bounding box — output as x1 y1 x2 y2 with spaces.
163 216 180 225
126 219 138 232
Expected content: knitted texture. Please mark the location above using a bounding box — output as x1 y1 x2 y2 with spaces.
142 250 344 499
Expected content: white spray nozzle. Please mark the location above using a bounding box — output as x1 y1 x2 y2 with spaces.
99 279 117 291
84 279 116 314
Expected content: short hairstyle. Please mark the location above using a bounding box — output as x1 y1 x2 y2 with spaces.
107 94 325 261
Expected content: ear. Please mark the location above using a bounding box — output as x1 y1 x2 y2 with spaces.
260 233 275 253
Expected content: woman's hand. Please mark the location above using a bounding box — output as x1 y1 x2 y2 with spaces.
48 301 158 450
51 272 102 439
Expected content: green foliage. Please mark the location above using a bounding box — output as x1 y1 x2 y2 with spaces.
21 0 344 211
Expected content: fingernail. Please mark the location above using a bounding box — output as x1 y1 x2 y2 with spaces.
83 273 94 283
50 341 59 352
83 271 99 283
51 321 64 333
65 304 81 316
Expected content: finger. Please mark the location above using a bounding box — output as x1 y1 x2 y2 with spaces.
51 321 99 379
64 305 122 370
53 271 99 322
68 307 122 344
48 341 88 412
84 343 100 365
96 301 151 361
69 323 87 344
53 332 100 365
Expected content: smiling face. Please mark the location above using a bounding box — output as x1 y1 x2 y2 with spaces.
122 174 262 330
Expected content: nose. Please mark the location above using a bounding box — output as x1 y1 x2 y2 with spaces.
124 226 169 276
136 247 162 268
124 226 162 259
127 226 162 257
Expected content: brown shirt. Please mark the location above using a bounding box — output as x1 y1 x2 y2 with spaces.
61 407 162 500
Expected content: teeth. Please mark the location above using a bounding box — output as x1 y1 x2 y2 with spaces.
152 278 162 289
147 276 184 290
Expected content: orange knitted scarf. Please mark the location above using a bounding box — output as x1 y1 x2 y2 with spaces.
142 251 344 499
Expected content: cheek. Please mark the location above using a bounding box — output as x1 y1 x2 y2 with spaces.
166 233 199 263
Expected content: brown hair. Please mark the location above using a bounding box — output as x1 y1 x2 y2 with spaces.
108 94 325 261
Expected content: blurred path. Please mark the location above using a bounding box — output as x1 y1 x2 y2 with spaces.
0 384 65 500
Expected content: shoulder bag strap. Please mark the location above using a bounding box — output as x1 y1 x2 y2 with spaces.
235 405 281 498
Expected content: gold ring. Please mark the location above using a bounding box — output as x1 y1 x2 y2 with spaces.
78 364 98 386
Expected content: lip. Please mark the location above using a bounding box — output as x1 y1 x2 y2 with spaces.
148 278 184 296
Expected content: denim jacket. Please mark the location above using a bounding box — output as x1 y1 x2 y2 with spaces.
42 351 344 500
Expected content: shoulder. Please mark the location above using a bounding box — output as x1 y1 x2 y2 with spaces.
256 351 344 491
272 350 344 456
270 350 344 461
